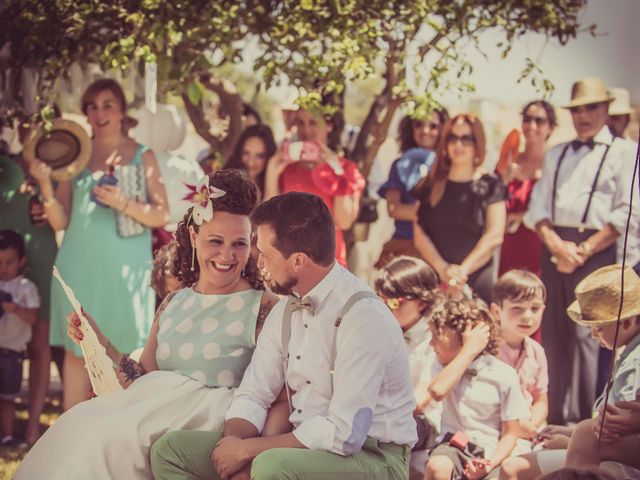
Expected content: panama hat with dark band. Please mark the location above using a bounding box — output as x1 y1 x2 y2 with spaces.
22 118 92 181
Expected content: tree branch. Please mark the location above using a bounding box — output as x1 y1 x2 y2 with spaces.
181 91 220 151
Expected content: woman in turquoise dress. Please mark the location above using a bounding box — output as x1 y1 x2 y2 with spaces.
28 79 170 410
16 170 280 479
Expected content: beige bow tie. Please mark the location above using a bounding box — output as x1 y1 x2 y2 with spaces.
289 296 315 315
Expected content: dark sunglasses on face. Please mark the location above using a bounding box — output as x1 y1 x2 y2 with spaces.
568 103 605 114
522 115 549 126
446 133 475 146
414 121 441 131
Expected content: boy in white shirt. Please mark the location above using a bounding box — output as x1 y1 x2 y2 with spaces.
423 297 528 480
0 230 39 446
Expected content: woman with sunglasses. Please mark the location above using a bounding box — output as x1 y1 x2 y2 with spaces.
497 101 557 280
413 114 507 302
375 109 448 268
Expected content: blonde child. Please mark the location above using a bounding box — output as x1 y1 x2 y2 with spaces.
423 297 528 480
0 230 39 446
491 270 549 442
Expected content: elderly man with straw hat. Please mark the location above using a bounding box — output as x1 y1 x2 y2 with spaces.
524 77 639 425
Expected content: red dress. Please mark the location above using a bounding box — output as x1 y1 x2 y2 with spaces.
280 159 365 267
499 177 542 277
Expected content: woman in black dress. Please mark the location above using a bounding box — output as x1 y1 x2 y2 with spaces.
412 114 507 302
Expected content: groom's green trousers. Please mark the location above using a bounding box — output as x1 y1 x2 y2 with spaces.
150 430 410 479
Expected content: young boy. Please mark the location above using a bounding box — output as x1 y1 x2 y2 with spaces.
0 230 39 446
424 297 529 480
500 264 640 479
491 270 549 442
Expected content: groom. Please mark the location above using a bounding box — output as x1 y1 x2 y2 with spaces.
151 192 417 479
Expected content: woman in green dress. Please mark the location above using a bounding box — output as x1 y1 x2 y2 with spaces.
29 79 169 410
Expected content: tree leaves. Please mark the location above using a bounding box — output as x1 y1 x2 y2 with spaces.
1 0 588 173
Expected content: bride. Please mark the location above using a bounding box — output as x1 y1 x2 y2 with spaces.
16 170 279 479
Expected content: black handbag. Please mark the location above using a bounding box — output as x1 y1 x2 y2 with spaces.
356 187 378 224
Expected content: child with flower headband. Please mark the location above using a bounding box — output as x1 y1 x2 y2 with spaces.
16 170 291 480
423 297 528 480
375 255 442 476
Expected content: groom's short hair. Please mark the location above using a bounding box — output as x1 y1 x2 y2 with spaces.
251 192 335 266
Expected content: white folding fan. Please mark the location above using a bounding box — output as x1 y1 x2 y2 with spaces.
52 267 122 396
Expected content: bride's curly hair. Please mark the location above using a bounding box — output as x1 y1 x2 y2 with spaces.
172 169 263 290
429 296 500 356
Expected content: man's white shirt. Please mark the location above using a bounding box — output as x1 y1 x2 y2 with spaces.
524 127 637 231
225 263 418 455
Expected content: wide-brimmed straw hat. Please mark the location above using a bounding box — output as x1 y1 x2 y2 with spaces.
564 77 613 109
608 87 634 116
22 118 91 181
567 265 640 326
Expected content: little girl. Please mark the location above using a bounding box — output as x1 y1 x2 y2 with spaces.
424 297 528 480
375 255 441 452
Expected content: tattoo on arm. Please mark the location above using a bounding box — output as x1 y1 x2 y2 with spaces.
255 300 274 339
118 356 147 384
153 291 178 325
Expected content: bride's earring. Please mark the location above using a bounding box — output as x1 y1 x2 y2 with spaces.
191 246 196 271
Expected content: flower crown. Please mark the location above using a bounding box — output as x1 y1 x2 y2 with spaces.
183 176 226 225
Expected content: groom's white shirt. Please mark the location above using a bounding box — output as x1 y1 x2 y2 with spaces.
225 263 418 455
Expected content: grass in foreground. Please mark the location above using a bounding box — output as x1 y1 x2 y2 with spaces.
0 393 62 480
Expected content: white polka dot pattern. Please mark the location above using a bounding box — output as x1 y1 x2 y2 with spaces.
157 342 171 360
225 296 245 312
200 317 219 334
200 296 218 308
229 348 245 357
203 343 221 359
179 343 194 360
158 317 173 333
155 288 262 387
181 295 196 310
225 321 245 337
217 370 235 387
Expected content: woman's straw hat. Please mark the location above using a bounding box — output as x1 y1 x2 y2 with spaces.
22 118 91 181
567 265 640 326
564 77 613 109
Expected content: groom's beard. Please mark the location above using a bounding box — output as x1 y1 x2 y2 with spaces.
268 275 298 296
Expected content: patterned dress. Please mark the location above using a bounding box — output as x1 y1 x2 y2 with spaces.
15 287 263 480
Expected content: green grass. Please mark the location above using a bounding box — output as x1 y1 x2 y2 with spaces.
0 394 62 480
